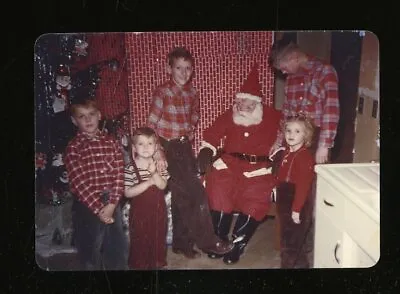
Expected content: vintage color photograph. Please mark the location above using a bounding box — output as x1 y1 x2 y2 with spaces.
34 31 379 271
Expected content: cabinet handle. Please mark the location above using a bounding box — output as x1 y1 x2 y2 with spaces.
323 199 334 207
334 242 340 264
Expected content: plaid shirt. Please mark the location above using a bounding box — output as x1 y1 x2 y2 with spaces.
64 130 125 215
147 79 200 141
276 56 340 148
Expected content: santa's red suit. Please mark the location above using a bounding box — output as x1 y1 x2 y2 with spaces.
199 62 282 265
202 104 282 221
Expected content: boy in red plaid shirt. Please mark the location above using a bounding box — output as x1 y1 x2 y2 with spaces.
64 98 128 270
268 40 340 164
148 47 233 259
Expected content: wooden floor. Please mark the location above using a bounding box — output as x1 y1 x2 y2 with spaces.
36 216 281 271
164 217 281 270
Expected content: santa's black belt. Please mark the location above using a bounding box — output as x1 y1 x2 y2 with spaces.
159 135 189 145
228 152 271 164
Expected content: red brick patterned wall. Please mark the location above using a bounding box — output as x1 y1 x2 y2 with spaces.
125 31 275 152
74 33 129 120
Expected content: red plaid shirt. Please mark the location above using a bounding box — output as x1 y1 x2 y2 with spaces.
276 56 340 148
64 130 125 215
147 79 200 141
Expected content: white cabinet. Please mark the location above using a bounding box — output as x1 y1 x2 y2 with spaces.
313 163 380 268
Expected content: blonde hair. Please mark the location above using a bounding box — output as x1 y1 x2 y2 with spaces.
268 41 301 68
283 113 315 147
131 127 159 145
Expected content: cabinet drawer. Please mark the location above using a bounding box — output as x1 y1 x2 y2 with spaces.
344 199 380 262
314 209 343 268
316 177 345 228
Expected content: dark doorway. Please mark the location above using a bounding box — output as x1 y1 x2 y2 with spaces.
330 32 363 163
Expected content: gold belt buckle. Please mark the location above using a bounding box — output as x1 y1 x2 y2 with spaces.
249 154 257 164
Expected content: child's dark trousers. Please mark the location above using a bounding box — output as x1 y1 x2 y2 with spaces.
71 199 128 270
276 182 314 268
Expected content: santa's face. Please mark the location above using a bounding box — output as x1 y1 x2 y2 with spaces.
168 57 193 87
232 100 263 127
71 106 101 137
284 121 306 151
235 98 258 113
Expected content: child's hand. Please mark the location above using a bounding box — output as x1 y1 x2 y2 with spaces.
148 160 157 175
291 211 300 224
269 143 281 157
99 204 116 224
154 149 168 171
315 146 329 164
98 211 114 224
156 159 168 173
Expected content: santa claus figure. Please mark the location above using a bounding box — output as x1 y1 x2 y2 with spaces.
53 64 72 113
197 63 282 265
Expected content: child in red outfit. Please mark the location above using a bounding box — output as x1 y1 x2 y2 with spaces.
272 113 316 268
124 127 169 270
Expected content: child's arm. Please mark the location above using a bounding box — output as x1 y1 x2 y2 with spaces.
147 88 163 130
125 178 155 198
153 145 168 172
151 171 168 190
190 91 200 129
109 139 125 206
291 152 316 213
148 160 167 190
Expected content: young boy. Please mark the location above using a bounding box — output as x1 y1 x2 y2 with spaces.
124 127 169 269
147 47 233 258
64 98 128 270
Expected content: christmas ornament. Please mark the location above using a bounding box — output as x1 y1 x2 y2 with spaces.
35 152 47 171
74 38 89 56
51 153 64 167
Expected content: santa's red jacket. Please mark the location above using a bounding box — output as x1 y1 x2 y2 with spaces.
202 104 282 221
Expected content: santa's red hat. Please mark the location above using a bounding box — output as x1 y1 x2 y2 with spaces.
236 63 262 102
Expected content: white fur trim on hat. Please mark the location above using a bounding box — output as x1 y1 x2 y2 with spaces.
236 92 262 102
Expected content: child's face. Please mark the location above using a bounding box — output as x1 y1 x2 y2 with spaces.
132 135 156 159
168 57 193 87
284 121 306 150
71 106 101 136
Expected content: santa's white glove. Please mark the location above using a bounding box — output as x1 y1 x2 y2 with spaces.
292 211 301 224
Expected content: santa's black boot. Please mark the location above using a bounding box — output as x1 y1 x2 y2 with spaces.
208 210 233 259
223 213 260 265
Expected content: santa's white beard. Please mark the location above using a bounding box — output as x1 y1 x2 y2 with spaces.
232 103 263 126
